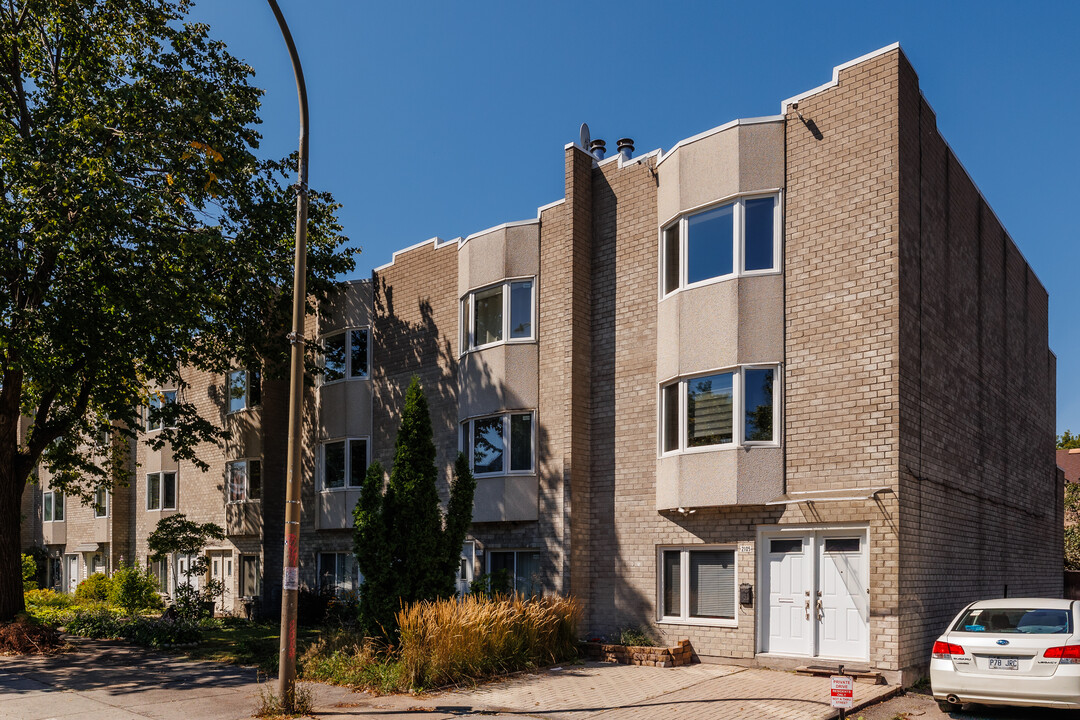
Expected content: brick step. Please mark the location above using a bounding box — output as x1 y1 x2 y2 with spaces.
794 665 886 684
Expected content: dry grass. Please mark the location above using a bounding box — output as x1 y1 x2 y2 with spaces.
396 594 582 688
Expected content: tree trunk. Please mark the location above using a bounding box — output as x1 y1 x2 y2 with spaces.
0 461 28 621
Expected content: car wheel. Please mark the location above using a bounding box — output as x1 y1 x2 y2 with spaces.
937 699 963 713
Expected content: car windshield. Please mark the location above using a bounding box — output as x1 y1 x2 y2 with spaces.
952 608 1072 634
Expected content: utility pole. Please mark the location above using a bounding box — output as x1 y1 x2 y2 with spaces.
267 0 308 710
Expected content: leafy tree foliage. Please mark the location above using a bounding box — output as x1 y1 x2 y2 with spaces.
147 513 225 580
1058 430 1080 450
353 377 476 636
0 1 354 620
1066 483 1080 571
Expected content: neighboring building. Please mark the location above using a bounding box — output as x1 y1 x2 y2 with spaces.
1058 448 1080 484
21 44 1059 683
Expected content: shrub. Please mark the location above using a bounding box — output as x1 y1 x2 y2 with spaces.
0 616 63 654
615 626 657 647
299 631 406 692
21 553 38 591
24 588 75 609
108 563 163 616
65 607 123 638
64 607 200 647
396 594 582 689
75 573 113 603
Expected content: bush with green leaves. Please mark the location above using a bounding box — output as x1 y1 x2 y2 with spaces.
21 554 37 591
108 563 164 616
64 607 199 647
75 573 113 603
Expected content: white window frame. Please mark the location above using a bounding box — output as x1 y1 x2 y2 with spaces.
319 437 370 491
659 364 780 456
227 368 261 414
460 277 536 354
486 548 543 597
146 471 177 511
660 191 782 298
318 327 370 386
226 458 262 504
318 552 360 597
43 490 64 522
93 488 108 518
145 389 177 432
657 545 738 628
460 411 535 477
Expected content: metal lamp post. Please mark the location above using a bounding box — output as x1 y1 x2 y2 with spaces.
266 0 308 710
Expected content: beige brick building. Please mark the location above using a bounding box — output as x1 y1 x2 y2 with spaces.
22 45 1058 682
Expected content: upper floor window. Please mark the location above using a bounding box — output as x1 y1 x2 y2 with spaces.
662 194 780 296
94 488 108 518
227 459 262 503
661 365 778 454
320 438 368 490
147 471 177 511
146 390 176 431
320 328 369 384
228 369 261 413
43 491 64 522
461 412 534 476
460 279 534 352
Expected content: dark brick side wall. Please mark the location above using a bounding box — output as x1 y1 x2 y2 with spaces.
895 55 1059 672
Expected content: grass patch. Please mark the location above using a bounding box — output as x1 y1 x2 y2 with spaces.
254 679 315 718
173 618 321 674
299 632 406 693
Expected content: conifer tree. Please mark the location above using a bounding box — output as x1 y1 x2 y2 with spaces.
353 376 476 635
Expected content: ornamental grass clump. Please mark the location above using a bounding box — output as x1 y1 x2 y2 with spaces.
396 594 581 688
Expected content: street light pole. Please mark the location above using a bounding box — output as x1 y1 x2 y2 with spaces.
267 0 308 710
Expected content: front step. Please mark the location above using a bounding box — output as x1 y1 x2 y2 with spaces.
795 665 886 684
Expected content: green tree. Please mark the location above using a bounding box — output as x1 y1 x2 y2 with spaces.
0 1 354 620
1059 430 1080 450
1066 483 1080 571
353 377 476 636
21 553 37 591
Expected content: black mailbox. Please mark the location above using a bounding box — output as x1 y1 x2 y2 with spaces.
739 583 753 606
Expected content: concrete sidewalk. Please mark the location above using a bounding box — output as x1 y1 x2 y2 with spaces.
0 638 897 720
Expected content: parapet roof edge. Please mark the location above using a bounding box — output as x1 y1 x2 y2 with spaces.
372 235 457 273
779 42 902 113
655 115 785 168
459 218 540 248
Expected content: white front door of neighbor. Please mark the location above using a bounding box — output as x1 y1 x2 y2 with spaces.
209 551 233 612
760 527 869 662
176 553 200 593
65 555 78 594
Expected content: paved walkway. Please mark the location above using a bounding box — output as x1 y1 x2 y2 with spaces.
0 639 897 720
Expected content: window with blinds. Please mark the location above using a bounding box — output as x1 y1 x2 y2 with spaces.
660 547 736 623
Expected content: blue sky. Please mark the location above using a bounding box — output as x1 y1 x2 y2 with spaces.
186 0 1079 435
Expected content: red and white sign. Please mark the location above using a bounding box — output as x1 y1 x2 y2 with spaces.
830 675 854 709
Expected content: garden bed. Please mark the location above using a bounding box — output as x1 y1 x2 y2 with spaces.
581 638 694 667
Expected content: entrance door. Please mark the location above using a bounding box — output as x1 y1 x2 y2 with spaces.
208 551 233 612
65 555 78 594
176 553 200 593
456 541 475 596
760 528 869 661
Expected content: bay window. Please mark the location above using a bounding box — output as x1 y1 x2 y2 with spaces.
319 327 369 384
146 390 177 431
227 459 262 503
461 279 534 351
662 194 780 295
320 438 368 490
461 412 534 475
43 491 64 522
661 366 778 452
147 471 177 511
228 369 261 413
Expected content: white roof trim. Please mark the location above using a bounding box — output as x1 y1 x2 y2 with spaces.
780 42 901 114
656 115 785 168
372 236 457 273
765 487 891 506
459 218 540 248
536 198 565 215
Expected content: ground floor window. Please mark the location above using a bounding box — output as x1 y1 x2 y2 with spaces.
488 549 542 597
659 547 736 624
241 555 261 598
319 552 360 597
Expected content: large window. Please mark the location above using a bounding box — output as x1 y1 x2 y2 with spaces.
661 366 778 453
662 194 780 295
240 555 261 598
146 389 177 431
461 412 534 475
43 491 64 522
228 369 261 413
227 459 262 503
146 471 177 511
319 552 360 597
461 279 534 352
488 550 542 597
319 328 369 384
320 438 368 490
660 547 736 624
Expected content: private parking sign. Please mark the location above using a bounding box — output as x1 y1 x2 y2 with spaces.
830 675 854 710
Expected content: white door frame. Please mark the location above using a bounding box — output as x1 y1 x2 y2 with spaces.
756 523 870 662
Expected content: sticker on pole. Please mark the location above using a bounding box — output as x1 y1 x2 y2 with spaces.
283 567 299 591
830 675 854 709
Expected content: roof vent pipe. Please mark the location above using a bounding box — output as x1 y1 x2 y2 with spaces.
617 137 634 161
589 138 606 161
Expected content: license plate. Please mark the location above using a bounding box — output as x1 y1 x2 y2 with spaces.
989 656 1019 670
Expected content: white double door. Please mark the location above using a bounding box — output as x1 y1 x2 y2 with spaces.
760 527 869 661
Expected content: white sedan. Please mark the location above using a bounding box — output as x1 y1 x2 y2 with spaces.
931 598 1080 712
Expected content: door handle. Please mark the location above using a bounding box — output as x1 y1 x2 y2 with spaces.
816 598 824 621
805 598 810 620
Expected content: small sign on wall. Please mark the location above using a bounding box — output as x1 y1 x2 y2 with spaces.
739 544 753 554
